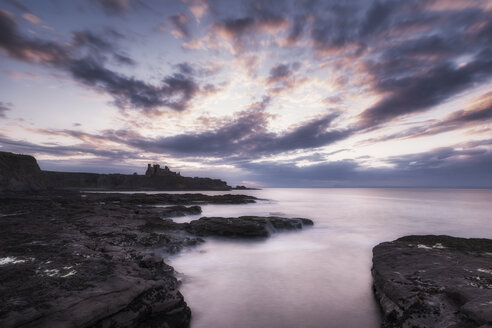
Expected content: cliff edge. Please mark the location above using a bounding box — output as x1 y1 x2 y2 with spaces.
0 152 45 192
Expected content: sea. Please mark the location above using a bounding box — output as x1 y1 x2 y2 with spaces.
153 188 492 328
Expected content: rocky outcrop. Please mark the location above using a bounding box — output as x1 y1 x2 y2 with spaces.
185 216 314 238
372 235 492 328
0 191 316 327
0 152 45 192
159 205 202 218
0 191 201 328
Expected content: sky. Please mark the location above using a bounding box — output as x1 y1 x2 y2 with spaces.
0 0 491 188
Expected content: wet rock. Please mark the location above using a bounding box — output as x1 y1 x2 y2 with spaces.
81 192 258 205
159 205 202 218
185 216 314 238
0 191 308 327
0 192 216 328
372 235 492 328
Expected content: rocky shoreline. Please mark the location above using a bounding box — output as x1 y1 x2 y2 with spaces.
0 191 313 328
372 235 492 328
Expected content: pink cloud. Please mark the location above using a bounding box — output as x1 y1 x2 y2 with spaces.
22 13 42 25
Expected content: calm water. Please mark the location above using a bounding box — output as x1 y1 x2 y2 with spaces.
160 188 492 328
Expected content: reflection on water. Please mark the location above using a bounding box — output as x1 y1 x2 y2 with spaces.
165 188 492 328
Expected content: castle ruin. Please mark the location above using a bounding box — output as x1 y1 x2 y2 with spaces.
145 164 180 177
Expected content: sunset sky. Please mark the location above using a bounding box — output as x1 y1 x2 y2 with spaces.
0 0 491 187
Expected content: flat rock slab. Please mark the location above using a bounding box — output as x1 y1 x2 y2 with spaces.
185 216 314 238
372 235 492 328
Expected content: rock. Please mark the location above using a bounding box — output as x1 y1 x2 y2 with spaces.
185 216 314 238
372 235 492 328
159 205 202 218
0 191 233 327
83 192 258 205
0 191 309 327
0 152 46 192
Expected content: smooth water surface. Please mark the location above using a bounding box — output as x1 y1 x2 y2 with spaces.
163 188 492 328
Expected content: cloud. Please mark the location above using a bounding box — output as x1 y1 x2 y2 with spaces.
72 30 113 50
267 63 292 83
0 10 204 112
169 13 190 39
67 57 199 111
188 0 209 22
359 56 492 127
266 62 301 93
367 93 492 142
92 0 130 16
72 30 135 65
22 13 42 25
286 14 307 45
128 110 350 158
237 143 492 188
211 3 288 52
0 9 69 63
0 102 12 118
0 133 136 160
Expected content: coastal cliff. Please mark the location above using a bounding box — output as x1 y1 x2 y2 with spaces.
0 151 231 191
0 152 46 192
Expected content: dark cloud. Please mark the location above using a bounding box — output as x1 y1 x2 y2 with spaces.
267 63 291 83
72 30 135 65
266 62 301 93
359 54 492 127
286 15 306 44
30 102 348 159
310 2 364 51
169 13 190 39
0 101 12 118
351 4 492 127
0 9 69 63
0 134 135 160
67 58 198 111
92 0 130 16
238 144 492 188
72 30 112 50
212 3 288 52
112 53 135 65
175 62 195 75
231 1 492 129
359 0 396 37
214 17 255 37
128 110 350 158
267 62 300 81
0 10 203 112
368 98 492 142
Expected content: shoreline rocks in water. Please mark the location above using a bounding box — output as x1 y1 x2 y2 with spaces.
0 191 314 327
186 216 314 238
372 235 492 328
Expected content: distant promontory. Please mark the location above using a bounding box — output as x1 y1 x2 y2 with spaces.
0 151 231 192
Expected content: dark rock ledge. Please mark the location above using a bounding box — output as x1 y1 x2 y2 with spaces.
372 235 492 328
0 192 313 328
185 216 314 238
